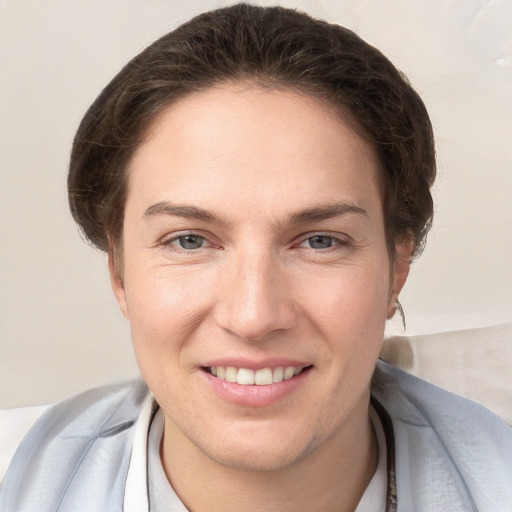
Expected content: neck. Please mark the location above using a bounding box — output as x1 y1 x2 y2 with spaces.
160 396 378 512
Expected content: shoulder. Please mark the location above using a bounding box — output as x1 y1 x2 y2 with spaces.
372 360 512 511
11 378 149 451
0 379 150 512
0 405 49 485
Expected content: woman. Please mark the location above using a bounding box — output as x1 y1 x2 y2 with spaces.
1 4 510 511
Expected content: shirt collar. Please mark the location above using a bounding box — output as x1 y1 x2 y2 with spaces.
123 393 158 512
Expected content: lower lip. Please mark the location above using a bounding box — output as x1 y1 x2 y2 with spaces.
202 368 311 407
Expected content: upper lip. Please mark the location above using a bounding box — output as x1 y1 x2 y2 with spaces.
201 357 311 370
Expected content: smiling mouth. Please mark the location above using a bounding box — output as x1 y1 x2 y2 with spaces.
203 365 312 386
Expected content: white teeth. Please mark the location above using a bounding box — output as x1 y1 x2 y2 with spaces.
209 365 305 385
237 368 255 385
283 367 295 380
225 366 237 383
255 368 273 385
273 366 284 383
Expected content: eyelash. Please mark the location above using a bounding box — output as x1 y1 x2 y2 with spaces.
301 233 348 249
296 233 351 252
159 231 216 252
159 231 351 254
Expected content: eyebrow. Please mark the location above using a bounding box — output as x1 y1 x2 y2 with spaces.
286 202 368 225
143 200 367 225
144 202 220 223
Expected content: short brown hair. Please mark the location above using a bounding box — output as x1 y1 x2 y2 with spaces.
68 3 435 258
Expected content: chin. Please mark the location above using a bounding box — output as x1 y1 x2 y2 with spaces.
197 422 319 473
206 442 311 473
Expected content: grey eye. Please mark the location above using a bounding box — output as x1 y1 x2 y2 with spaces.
307 235 334 249
178 235 205 249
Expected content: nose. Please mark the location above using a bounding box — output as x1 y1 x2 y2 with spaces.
214 247 296 341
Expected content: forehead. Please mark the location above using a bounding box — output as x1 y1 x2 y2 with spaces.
126 84 382 221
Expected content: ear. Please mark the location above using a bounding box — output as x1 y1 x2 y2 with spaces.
387 238 413 319
108 248 129 319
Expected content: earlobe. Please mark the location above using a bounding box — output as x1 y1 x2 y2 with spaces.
387 238 413 319
108 248 129 319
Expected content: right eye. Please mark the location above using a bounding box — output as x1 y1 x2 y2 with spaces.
302 235 336 249
157 230 221 259
172 234 207 250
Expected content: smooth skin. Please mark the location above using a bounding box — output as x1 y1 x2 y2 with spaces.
109 84 411 511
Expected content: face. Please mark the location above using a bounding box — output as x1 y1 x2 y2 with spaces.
110 84 410 472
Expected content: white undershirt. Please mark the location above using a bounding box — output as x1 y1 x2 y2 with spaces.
125 396 387 512
147 409 188 511
354 405 388 511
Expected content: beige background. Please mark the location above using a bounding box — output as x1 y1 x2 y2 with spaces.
1 0 511 408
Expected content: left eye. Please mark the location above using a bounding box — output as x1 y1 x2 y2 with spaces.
173 234 207 250
301 235 337 249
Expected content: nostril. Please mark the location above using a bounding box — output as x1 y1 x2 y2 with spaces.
214 302 297 342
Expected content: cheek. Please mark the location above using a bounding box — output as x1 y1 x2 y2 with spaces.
296 263 391 330
294 259 391 384
122 264 215 366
